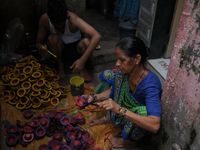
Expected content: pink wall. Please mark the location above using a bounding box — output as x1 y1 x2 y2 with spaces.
156 0 200 149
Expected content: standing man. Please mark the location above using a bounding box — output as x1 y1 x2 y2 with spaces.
36 0 101 81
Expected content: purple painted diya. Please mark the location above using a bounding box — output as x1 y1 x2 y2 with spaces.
76 113 85 124
23 125 34 133
23 133 34 143
35 126 46 138
39 118 49 128
7 125 18 134
6 134 18 146
38 112 47 118
52 141 62 150
82 130 90 139
63 124 75 133
38 144 49 150
86 137 96 147
14 130 22 140
67 132 76 141
19 138 29 147
69 139 82 149
61 145 70 150
53 132 63 141
46 123 57 133
60 116 71 126
48 139 57 148
70 117 77 126
23 110 33 118
75 128 82 139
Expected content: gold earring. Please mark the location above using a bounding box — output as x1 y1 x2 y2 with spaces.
136 63 138 65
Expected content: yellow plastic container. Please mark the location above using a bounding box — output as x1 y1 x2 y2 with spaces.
70 76 84 96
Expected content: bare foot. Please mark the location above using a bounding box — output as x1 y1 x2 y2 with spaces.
58 69 66 81
89 116 107 126
108 135 137 148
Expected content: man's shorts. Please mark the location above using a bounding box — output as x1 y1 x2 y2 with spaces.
62 40 81 63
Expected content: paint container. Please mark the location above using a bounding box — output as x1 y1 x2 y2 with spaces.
70 76 84 96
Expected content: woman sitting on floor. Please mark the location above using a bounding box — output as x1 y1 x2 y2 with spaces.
83 36 162 148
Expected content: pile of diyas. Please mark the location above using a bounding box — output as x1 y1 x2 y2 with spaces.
0 55 68 110
3 110 101 149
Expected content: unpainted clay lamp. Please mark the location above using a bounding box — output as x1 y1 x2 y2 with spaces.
75 96 99 109
86 137 96 147
35 126 46 138
38 144 49 150
61 145 70 150
23 133 34 143
24 110 33 118
27 120 39 128
23 125 34 133
6 134 18 146
38 112 47 118
52 141 62 150
75 113 85 120
53 132 63 141
39 117 49 128
60 116 71 126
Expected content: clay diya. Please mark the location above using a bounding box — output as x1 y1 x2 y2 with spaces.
51 97 59 106
86 137 96 147
6 134 18 146
75 113 85 124
52 141 62 150
38 112 47 118
94 147 103 150
21 81 31 90
61 145 70 150
17 88 26 97
44 80 51 89
30 60 39 68
56 123 63 131
50 89 57 96
29 76 37 82
55 112 65 121
75 127 82 139
80 142 89 150
51 81 59 87
38 144 49 150
46 123 57 134
14 130 22 140
40 89 48 98
4 96 11 102
37 78 45 87
53 132 63 141
23 125 34 133
27 120 39 128
25 102 32 109
23 133 34 143
39 117 50 128
70 117 77 126
10 91 15 99
31 97 41 106
23 66 32 74
63 124 75 133
19 96 29 105
13 95 20 103
69 139 82 149
35 126 46 138
52 75 60 81
67 132 76 141
24 110 33 118
56 91 62 97
16 120 24 128
13 69 20 78
84 76 92 83
32 83 41 92
48 139 57 148
2 75 8 82
75 96 99 109
48 111 57 120
19 138 29 147
7 125 18 134
31 91 41 97
16 62 26 68
19 73 27 82
16 103 26 110
41 98 51 107
60 116 71 126
10 78 20 87
3 128 8 136
32 71 41 78
82 130 90 139
3 90 10 96
80 135 86 144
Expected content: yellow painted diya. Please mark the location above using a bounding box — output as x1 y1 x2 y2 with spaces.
16 103 26 110
13 69 20 78
25 103 32 109
29 76 37 83
2 75 8 82
40 89 48 99
31 97 41 105
18 73 27 82
44 81 51 89
8 73 15 80
23 66 32 75
32 71 41 78
4 96 11 102
21 81 31 90
32 83 41 92
50 97 59 106
36 78 45 87
31 91 41 97
17 88 26 97
41 98 51 106
50 89 57 96
16 62 26 68
19 96 29 105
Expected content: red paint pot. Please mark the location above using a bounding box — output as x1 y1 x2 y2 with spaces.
39 118 49 128
7 125 18 134
53 132 63 141
38 144 49 150
23 110 33 118
52 141 62 150
86 138 96 147
23 133 34 143
94 147 103 150
6 134 18 146
60 116 71 125
27 120 39 128
75 113 85 119
23 125 34 133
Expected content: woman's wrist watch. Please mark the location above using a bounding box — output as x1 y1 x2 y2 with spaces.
91 94 97 102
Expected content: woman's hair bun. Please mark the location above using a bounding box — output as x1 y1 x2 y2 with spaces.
146 47 151 56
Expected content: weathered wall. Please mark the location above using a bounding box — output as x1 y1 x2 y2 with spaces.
153 0 200 149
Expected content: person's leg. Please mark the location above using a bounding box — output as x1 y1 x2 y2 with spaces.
47 34 66 80
77 38 91 78
89 111 110 126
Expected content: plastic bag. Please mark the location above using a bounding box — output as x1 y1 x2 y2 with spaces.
0 18 24 65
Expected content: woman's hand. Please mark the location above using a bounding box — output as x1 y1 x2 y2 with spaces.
97 98 120 114
82 94 94 103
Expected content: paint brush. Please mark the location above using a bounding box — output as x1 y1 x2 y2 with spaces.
42 46 57 58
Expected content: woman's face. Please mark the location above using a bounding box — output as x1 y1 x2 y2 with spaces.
115 46 136 74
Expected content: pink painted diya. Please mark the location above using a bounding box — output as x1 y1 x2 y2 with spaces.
94 147 103 150
6 134 18 146
23 133 34 143
38 144 49 150
53 132 63 141
7 125 18 134
86 137 96 147
60 116 71 126
35 126 46 138
23 110 33 118
39 118 49 128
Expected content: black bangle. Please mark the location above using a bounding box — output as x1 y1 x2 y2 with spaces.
117 106 122 115
91 94 97 102
122 108 127 118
